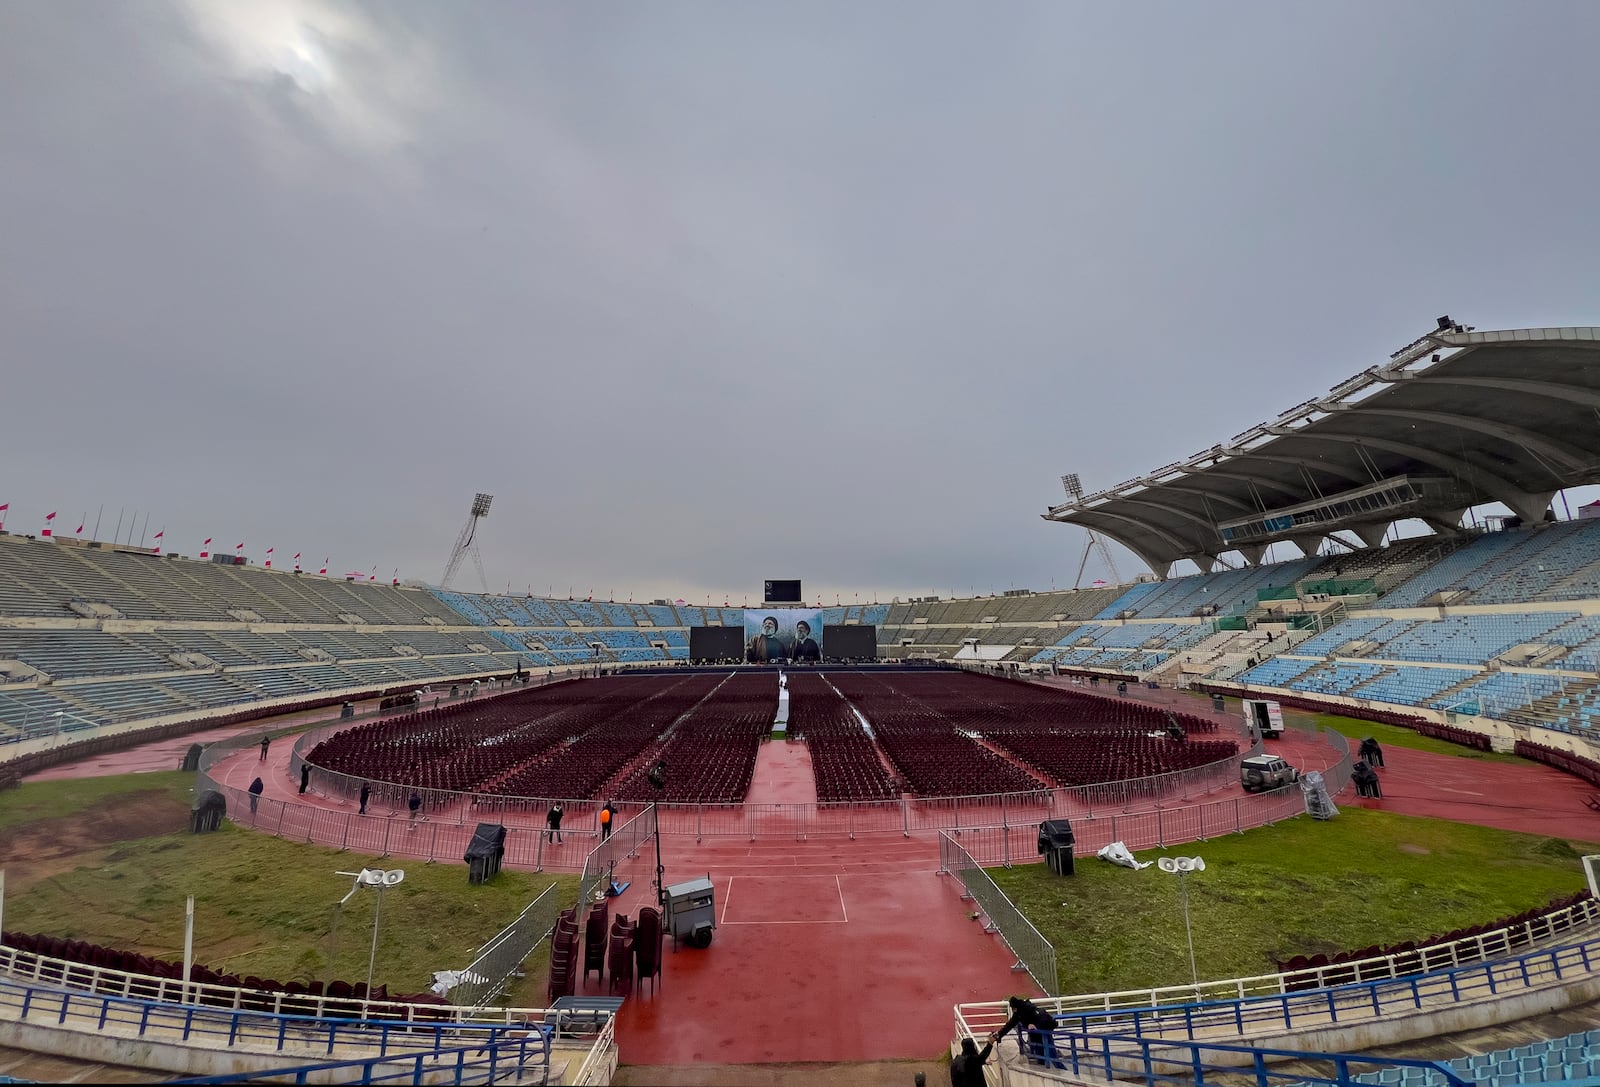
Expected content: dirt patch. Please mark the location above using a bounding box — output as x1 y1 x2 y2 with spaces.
1397 843 1432 855
0 789 187 889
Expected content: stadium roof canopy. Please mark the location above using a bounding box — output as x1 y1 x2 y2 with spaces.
1045 323 1600 576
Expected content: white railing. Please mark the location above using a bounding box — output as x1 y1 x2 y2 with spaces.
568 1013 619 1086
953 894 1600 1038
0 942 557 1029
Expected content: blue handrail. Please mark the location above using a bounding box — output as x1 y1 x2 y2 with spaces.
2 972 542 1058
1046 1029 1474 1087
168 1027 552 1085
1047 932 1598 1042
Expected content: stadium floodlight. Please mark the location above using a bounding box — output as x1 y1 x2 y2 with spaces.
1061 471 1123 588
440 493 494 591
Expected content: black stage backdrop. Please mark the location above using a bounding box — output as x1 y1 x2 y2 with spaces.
689 626 745 662
822 625 877 658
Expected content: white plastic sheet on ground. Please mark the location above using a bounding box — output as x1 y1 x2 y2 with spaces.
1096 841 1151 870
430 968 488 997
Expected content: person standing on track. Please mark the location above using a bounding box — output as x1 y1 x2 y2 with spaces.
546 801 564 844
259 735 270 761
408 790 422 828
248 776 264 817
359 782 371 815
949 1037 992 1087
599 801 615 841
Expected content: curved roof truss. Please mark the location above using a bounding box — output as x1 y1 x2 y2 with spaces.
1045 325 1600 574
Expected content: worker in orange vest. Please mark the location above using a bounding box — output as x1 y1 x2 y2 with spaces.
599 803 614 842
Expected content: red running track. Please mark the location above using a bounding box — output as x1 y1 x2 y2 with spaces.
21 695 1600 1065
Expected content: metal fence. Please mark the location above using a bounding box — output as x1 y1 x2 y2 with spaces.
576 805 658 909
939 831 1059 996
450 882 567 1009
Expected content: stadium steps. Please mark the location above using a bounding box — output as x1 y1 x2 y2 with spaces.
1425 670 1498 711
1502 678 1600 730
63 550 165 616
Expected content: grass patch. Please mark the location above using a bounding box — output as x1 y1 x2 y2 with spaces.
990 807 1597 997
1309 713 1525 763
0 771 193 831
1 773 576 1000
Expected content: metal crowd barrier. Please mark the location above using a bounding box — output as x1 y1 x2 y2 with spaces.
449 883 567 1010
938 831 1059 996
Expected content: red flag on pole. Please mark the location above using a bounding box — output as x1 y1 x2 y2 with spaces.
152 529 164 553
319 558 328 575
42 511 56 537
0 502 7 531
264 547 273 568
392 568 399 586
200 537 211 558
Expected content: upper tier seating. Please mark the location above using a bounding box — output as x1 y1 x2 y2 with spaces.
0 537 463 624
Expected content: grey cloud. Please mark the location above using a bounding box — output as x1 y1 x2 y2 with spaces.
3 1 1600 603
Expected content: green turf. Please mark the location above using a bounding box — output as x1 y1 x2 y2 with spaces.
1308 713 1525 763
990 807 1596 997
1 775 576 1000
0 771 193 831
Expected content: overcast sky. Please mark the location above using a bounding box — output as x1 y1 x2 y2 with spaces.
4 1 1599 606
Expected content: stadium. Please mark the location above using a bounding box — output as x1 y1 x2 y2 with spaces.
1 321 1599 1086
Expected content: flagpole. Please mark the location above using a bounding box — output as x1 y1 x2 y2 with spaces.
139 512 149 548
112 508 125 548
91 505 103 543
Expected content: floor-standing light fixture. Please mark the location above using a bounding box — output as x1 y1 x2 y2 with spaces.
1158 855 1206 988
333 868 405 995
647 759 667 906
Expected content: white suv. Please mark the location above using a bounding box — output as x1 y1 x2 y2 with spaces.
1240 754 1300 793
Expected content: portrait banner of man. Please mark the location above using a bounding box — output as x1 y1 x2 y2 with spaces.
744 608 822 663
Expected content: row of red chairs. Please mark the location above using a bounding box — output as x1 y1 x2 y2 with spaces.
0 930 435 1015
1276 890 1593 989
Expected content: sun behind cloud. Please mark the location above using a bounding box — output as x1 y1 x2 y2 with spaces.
173 0 438 154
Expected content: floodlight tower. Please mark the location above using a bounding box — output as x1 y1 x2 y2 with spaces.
1061 473 1123 589
440 493 493 592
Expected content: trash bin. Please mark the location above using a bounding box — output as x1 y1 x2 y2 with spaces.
1212 695 1226 713
190 790 227 833
1038 819 1076 877
179 743 205 772
464 823 507 884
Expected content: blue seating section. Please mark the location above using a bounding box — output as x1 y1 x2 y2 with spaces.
644 604 678 626
1095 582 1163 620
592 630 650 649
1350 666 1478 707
1288 661 1385 697
1349 1027 1600 1087
1292 616 1393 657
1436 671 1568 715
1093 559 1326 621
1377 531 1527 607
1377 612 1576 665
1238 657 1321 687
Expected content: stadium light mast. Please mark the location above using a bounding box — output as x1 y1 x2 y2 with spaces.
439 493 493 592
1061 474 1123 589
